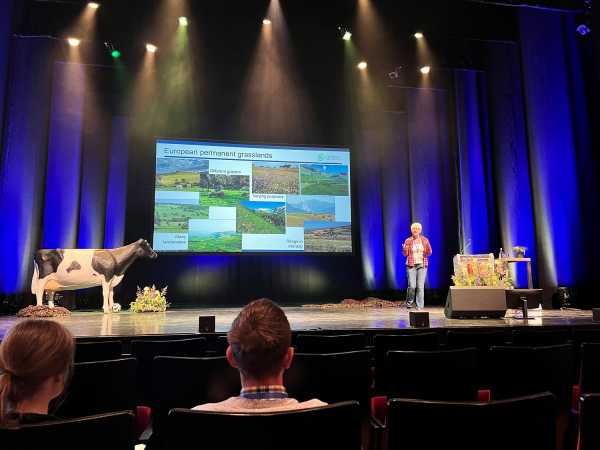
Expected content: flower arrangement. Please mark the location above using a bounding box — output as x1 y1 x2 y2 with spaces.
130 285 169 313
451 256 513 288
513 246 527 258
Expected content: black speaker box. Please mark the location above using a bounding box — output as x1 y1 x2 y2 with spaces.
409 311 430 328
444 287 507 319
198 315 216 333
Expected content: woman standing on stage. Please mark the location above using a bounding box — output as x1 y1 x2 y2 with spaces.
403 222 432 309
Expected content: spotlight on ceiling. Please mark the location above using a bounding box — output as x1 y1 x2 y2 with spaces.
343 31 352 41
67 37 81 47
262 18 271 25
87 2 100 9
357 61 368 70
178 16 188 27
414 32 424 39
420 65 431 74
111 49 121 59
576 24 591 36
146 43 158 53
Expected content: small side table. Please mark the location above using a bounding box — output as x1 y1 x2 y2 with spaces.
500 257 533 289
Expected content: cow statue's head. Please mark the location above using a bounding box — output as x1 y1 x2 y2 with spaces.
137 239 158 259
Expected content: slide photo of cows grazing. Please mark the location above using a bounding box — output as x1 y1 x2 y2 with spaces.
199 173 250 207
252 162 299 194
300 164 349 196
286 195 335 227
303 221 352 252
237 201 286 234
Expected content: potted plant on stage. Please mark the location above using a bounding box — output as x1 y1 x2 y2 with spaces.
130 285 170 313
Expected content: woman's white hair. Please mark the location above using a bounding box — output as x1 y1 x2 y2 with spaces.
410 222 422 230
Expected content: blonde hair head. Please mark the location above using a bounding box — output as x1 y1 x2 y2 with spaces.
410 222 422 231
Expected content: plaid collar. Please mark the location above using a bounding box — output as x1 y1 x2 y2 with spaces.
240 385 288 400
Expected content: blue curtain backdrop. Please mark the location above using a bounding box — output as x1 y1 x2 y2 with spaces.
0 6 597 305
0 38 130 296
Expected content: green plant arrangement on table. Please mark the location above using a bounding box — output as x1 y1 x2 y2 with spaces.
512 246 527 258
130 285 170 313
451 257 514 288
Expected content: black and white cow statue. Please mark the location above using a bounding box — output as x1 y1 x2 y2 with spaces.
31 239 158 313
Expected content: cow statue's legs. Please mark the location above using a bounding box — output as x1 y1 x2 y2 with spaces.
108 285 115 311
47 291 55 308
34 287 45 306
101 281 111 314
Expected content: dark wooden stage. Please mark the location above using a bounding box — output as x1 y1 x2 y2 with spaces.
0 306 596 339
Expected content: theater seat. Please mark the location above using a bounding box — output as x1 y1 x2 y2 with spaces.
374 392 556 450
166 401 362 450
579 393 600 450
0 411 135 450
295 333 367 353
74 340 123 362
55 358 137 418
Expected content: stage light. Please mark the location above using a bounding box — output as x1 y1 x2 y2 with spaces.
178 16 188 26
87 2 100 8
111 49 121 59
262 18 271 25
342 31 352 41
357 61 368 70
420 65 431 74
576 24 591 36
414 32 424 39
67 37 81 47
146 43 157 53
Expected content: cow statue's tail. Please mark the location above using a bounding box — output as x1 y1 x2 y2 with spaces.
31 260 39 294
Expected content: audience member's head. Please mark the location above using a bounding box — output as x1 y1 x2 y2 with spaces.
0 319 74 424
227 298 293 383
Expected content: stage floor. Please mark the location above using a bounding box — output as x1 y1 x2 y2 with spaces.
0 306 596 338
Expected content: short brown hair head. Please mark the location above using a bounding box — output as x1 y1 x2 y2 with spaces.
228 298 291 379
0 319 74 424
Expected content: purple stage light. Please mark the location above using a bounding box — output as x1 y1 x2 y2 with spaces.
577 24 591 36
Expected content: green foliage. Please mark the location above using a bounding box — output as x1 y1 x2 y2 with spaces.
130 285 170 313
154 204 209 232
236 205 285 234
300 167 349 195
188 233 242 252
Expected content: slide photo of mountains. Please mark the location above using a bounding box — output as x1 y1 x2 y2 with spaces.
188 219 241 252
304 221 352 253
237 201 286 234
154 204 209 232
156 158 209 192
199 173 250 207
300 164 349 196
252 162 299 194
286 195 335 227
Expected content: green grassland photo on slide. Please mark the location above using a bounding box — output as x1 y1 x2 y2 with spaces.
154 203 209 232
237 201 286 234
188 232 242 252
286 195 335 227
155 158 208 192
300 164 349 196
199 173 250 207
